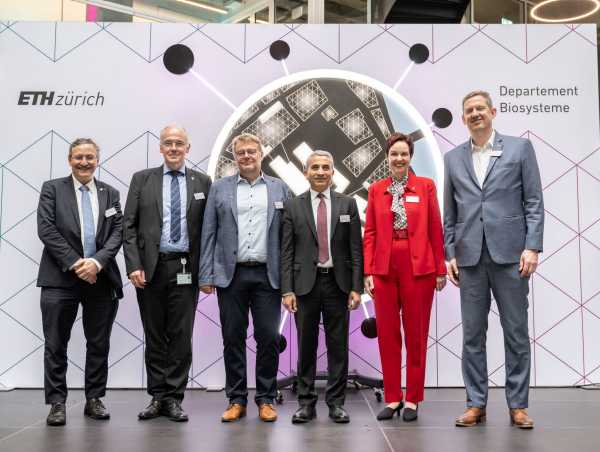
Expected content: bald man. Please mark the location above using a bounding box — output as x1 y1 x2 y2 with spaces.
124 125 211 421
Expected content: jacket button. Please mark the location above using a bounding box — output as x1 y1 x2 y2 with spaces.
233 251 237 255
479 217 483 222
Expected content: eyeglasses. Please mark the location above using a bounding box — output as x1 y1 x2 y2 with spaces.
234 149 259 157
161 140 187 149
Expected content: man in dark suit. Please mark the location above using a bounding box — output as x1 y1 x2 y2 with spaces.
281 150 364 424
37 138 123 426
123 125 211 422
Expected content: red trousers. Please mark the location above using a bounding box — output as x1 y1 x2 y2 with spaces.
373 237 435 404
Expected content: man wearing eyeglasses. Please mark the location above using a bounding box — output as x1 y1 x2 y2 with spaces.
124 125 211 422
199 133 291 423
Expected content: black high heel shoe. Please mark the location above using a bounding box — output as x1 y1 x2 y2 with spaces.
402 405 418 422
376 401 404 420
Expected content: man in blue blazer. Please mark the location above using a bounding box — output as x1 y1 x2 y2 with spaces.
199 133 291 423
444 91 544 429
37 138 123 426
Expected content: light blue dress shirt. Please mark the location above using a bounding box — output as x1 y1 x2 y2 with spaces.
159 164 189 253
237 173 268 263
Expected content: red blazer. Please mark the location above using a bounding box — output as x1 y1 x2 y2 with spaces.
363 174 446 277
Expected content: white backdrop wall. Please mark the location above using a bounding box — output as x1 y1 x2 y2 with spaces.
0 22 599 389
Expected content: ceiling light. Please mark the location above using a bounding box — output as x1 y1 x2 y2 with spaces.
530 0 600 23
174 0 228 15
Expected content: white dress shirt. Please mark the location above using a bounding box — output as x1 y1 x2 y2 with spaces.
310 187 333 268
71 175 101 270
471 130 495 188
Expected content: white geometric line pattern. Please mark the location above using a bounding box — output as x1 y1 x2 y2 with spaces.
243 103 300 150
371 108 392 139
346 80 379 108
335 108 373 145
321 105 339 122
343 138 383 177
286 80 328 122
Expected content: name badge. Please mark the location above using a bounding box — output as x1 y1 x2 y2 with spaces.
490 150 503 157
339 215 350 223
177 257 192 285
194 192 205 200
405 196 420 203
274 201 284 209
104 207 117 218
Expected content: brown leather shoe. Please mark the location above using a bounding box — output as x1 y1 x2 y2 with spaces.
258 403 278 422
455 407 486 427
510 408 534 429
221 403 246 422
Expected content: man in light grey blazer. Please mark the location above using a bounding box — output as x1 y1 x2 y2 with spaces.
444 91 543 429
199 133 291 423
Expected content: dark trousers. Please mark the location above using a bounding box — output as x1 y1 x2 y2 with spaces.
217 265 281 406
41 278 118 404
136 255 198 402
295 271 349 408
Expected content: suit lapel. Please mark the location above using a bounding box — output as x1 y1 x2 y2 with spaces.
185 168 194 214
329 189 341 240
65 177 81 237
265 176 275 230
152 167 164 221
461 142 481 190
301 191 318 243
230 175 238 226
482 133 504 187
96 179 107 234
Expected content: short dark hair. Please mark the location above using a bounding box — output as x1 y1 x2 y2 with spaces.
462 90 493 110
386 132 414 157
68 138 99 159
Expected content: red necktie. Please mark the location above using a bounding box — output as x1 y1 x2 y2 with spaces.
317 193 329 264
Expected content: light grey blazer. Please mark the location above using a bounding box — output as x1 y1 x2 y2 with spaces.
443 132 544 267
198 173 291 289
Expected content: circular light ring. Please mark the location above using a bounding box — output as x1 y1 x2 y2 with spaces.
530 0 600 23
209 69 444 207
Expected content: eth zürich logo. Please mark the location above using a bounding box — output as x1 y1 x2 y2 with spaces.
18 90 105 106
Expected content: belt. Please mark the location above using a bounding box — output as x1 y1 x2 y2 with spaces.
237 261 266 267
392 229 409 240
158 251 189 261
317 267 333 275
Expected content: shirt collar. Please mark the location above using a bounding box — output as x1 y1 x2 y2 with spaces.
72 175 96 192
163 164 186 176
310 187 331 200
237 172 265 186
471 130 495 152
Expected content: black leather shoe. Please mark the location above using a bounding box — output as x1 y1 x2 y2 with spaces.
402 406 418 422
329 405 350 423
47 402 66 426
138 399 162 420
291 405 316 424
376 402 404 421
160 399 189 422
84 398 110 420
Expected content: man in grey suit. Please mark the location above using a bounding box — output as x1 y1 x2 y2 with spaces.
124 125 211 422
199 133 291 423
444 91 544 429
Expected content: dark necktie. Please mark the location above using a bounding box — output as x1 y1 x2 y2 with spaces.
317 193 329 264
168 170 181 243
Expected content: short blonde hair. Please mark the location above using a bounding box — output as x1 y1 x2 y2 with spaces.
462 90 493 110
231 133 263 153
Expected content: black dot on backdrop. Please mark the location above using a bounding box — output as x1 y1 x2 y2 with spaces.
361 317 378 339
278 334 288 353
270 40 290 61
409 43 429 64
432 108 453 128
163 44 195 75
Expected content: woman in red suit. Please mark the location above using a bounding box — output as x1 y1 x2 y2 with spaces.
364 133 446 422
